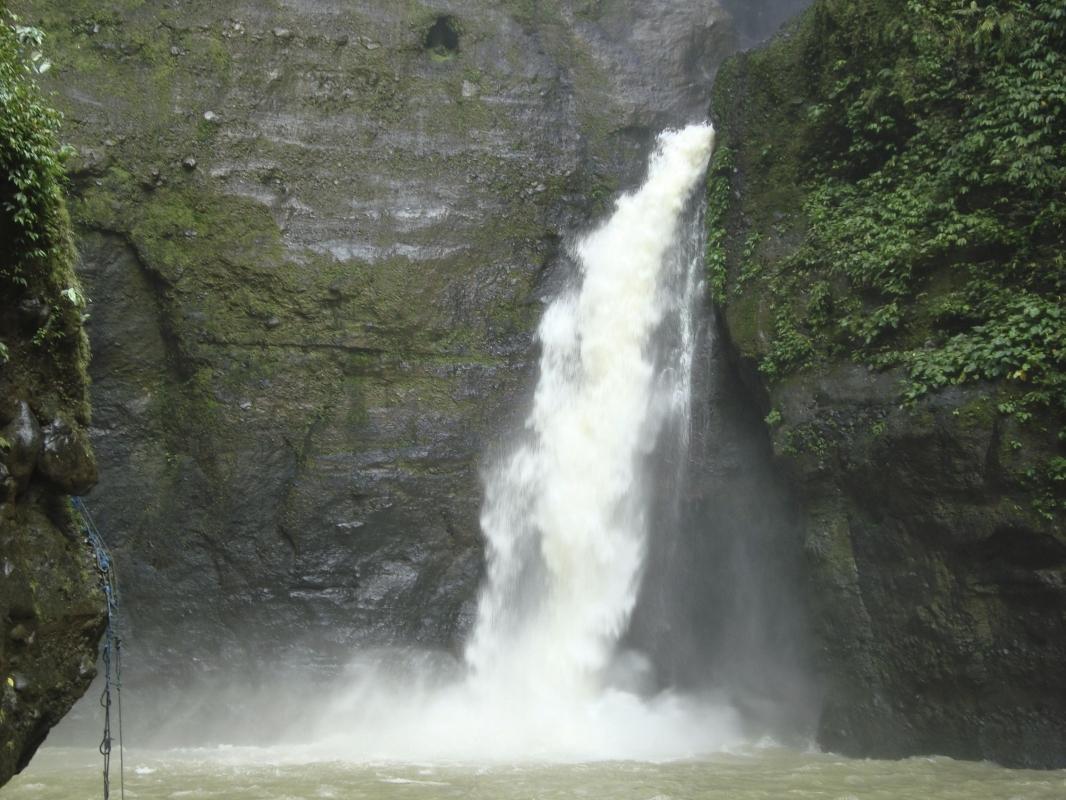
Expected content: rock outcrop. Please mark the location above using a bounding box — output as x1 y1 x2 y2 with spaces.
1 15 106 785
710 0 1066 767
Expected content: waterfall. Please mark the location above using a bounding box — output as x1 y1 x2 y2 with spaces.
466 124 716 698
313 123 742 762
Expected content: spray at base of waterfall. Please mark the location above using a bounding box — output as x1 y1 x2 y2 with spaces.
309 649 743 762
299 124 744 762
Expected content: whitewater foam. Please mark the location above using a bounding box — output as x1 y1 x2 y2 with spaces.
309 124 737 763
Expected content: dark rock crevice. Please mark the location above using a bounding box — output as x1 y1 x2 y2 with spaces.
627 299 819 742
424 16 461 57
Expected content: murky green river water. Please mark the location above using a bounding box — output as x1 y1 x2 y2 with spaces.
4 747 1064 800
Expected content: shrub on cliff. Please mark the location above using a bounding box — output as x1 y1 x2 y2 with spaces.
0 8 90 421
713 0 1065 401
792 0 1066 409
710 0 1065 516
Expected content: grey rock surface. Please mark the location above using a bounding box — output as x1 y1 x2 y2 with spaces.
40 416 98 495
12 0 800 701
2 402 42 487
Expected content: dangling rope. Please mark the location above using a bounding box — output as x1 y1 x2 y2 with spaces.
73 496 125 800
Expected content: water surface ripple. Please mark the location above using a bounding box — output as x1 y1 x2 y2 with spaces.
6 747 1065 800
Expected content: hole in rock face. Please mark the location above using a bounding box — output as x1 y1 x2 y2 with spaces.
424 15 460 57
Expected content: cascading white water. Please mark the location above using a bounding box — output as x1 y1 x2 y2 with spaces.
309 123 742 762
466 123 716 697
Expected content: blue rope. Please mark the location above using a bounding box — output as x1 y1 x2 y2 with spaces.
73 497 125 800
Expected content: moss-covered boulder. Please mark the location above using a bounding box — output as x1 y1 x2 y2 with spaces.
0 10 106 786
709 0 1066 767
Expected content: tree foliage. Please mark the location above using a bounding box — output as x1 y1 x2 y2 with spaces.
1 10 70 285
1 6 90 420
742 0 1065 415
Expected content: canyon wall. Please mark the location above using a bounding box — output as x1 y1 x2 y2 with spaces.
11 0 755 701
710 0 1065 767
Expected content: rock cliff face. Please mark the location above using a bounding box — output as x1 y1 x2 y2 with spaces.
16 0 1059 773
11 0 787 706
1 16 106 785
710 0 1066 767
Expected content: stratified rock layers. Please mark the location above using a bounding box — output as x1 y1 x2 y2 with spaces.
12 0 741 693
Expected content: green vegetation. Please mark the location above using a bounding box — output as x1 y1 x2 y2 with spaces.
711 0 1065 420
1 13 67 284
1 17 59 240
704 144 733 301
0 7 90 420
